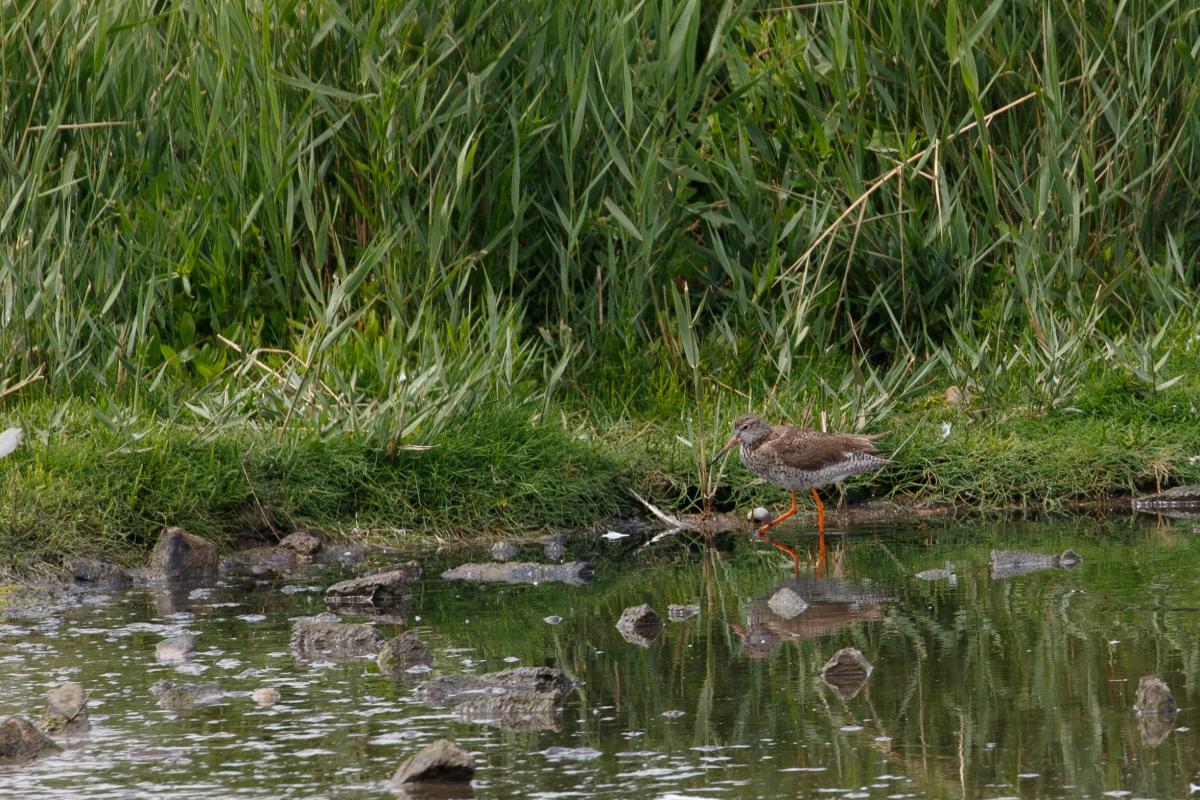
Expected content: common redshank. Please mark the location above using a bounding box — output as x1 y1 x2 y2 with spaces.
710 413 890 550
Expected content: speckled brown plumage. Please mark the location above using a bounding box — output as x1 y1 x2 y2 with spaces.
712 413 890 540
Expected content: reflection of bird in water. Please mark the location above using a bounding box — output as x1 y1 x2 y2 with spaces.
731 576 892 660
711 414 889 564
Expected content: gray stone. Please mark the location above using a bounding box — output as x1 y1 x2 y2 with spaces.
414 667 571 707
64 557 131 587
748 506 772 523
389 739 476 786
991 549 1082 579
1134 485 1200 508
821 647 873 700
490 541 520 561
616 604 663 647
915 568 954 581
0 715 61 764
541 746 603 761
290 618 385 660
543 541 567 560
149 527 219 581
252 687 280 705
156 633 197 662
279 529 323 556
1135 675 1176 715
324 562 421 607
149 680 224 711
377 631 433 676
667 604 700 621
220 546 303 578
767 587 809 619
41 682 88 733
616 604 662 632
456 691 562 732
441 562 592 586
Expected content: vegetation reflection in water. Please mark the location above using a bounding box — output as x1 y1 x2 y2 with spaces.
3 516 1200 798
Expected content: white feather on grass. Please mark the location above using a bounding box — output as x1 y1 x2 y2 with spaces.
0 427 22 458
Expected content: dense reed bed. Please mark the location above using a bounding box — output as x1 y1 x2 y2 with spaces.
2 0 1199 564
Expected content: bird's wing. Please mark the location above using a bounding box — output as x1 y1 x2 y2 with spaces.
763 426 886 471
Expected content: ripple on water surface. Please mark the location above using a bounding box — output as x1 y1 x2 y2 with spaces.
3 519 1200 798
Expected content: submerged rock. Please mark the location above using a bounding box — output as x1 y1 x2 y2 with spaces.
389 738 476 787
667 604 700 622
456 691 563 732
324 563 421 608
441 562 592 586
40 682 89 734
149 527 219 582
279 529 323 557
377 631 433 676
64 557 131 587
156 633 197 663
252 687 280 705
990 549 1082 579
767 587 809 619
1135 675 1176 715
414 667 572 707
290 618 385 660
220 546 304 578
540 746 603 761
821 647 873 700
490 541 520 561
1135 675 1178 747
615 604 663 647
915 568 954 581
150 680 223 711
0 715 62 764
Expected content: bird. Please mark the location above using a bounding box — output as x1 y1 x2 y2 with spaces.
710 414 889 548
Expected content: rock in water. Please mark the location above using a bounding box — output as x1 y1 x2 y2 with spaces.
251 687 280 705
41 682 88 733
1135 675 1176 715
821 647 873 700
149 680 224 711
457 691 562 732
915 568 954 581
149 527 219 581
615 604 663 647
990 548 1082 579
389 739 475 787
767 587 809 619
490 541 520 561
414 667 572 706
667 604 700 622
156 633 197 663
1058 548 1083 566
323 563 421 608
441 562 593 586
0 715 62 763
291 618 385 660
377 631 433 676
278 529 323 556
63 557 131 587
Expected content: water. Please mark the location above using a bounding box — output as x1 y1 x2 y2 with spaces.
3 515 1200 799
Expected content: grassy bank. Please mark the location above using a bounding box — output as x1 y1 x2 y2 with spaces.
3 1 1200 568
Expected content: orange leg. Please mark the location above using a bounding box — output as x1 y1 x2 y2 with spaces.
811 487 827 565
766 538 801 577
755 491 799 537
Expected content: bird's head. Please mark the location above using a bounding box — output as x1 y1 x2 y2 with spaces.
709 414 771 466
